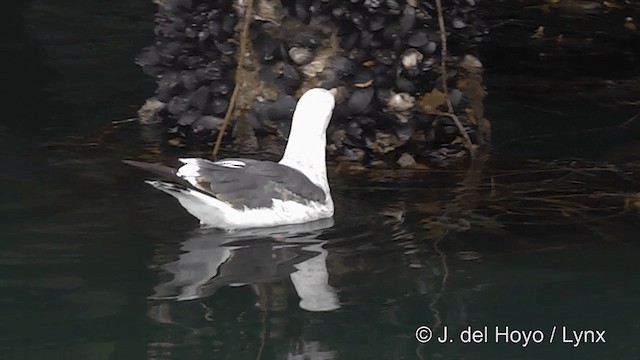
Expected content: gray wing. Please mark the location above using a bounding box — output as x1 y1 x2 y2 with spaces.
183 158 326 209
124 158 326 209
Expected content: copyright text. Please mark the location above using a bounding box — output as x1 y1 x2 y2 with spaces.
415 326 606 347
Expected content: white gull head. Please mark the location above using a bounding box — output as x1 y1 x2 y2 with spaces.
287 88 335 139
279 88 335 203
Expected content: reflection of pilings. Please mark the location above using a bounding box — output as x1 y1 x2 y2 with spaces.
479 0 640 81
146 302 208 360
254 281 289 312
372 156 640 253
286 340 337 360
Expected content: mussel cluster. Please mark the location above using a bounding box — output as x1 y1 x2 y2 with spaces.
137 0 489 166
136 0 237 143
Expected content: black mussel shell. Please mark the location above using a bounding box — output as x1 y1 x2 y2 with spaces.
158 42 183 62
171 17 186 32
372 65 395 88
142 65 163 77
396 77 416 93
219 54 235 67
258 65 279 82
382 24 400 42
397 123 415 141
244 111 265 134
181 71 199 90
435 116 460 143
293 32 321 49
167 96 191 115
221 15 236 35
213 0 233 8
158 72 181 94
341 31 359 51
376 50 396 66
210 81 231 95
348 48 372 64
369 15 386 31
385 0 400 12
425 124 437 144
195 3 209 13
348 87 375 114
318 74 341 89
198 30 210 43
156 87 173 103
295 0 311 23
202 62 223 80
207 9 220 19
354 115 376 129
333 102 351 120
452 18 466 29
420 57 436 72
215 41 235 55
193 115 223 132
185 26 198 39
280 63 302 92
414 112 434 127
359 30 374 49
254 34 282 63
407 30 429 47
194 68 207 82
267 95 297 121
399 6 416 36
189 86 209 110
183 55 205 69
207 20 223 40
353 69 374 88
250 98 270 116
178 111 200 126
136 48 160 66
332 6 348 19
330 56 355 75
211 97 229 114
422 41 437 55
364 0 383 10
376 87 391 104
346 121 363 138
162 0 192 13
351 11 366 29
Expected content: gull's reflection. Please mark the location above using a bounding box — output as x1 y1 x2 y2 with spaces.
151 218 339 311
287 340 337 360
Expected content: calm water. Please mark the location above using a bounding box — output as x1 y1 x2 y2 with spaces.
2 1 640 359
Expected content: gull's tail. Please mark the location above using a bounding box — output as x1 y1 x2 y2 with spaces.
145 180 228 227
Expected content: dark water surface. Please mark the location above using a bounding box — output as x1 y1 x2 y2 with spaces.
2 1 640 359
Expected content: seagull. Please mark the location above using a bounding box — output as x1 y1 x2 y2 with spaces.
125 88 335 230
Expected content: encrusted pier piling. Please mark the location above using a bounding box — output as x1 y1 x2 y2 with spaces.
137 0 490 167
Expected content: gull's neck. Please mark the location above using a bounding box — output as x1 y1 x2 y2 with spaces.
279 129 331 200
